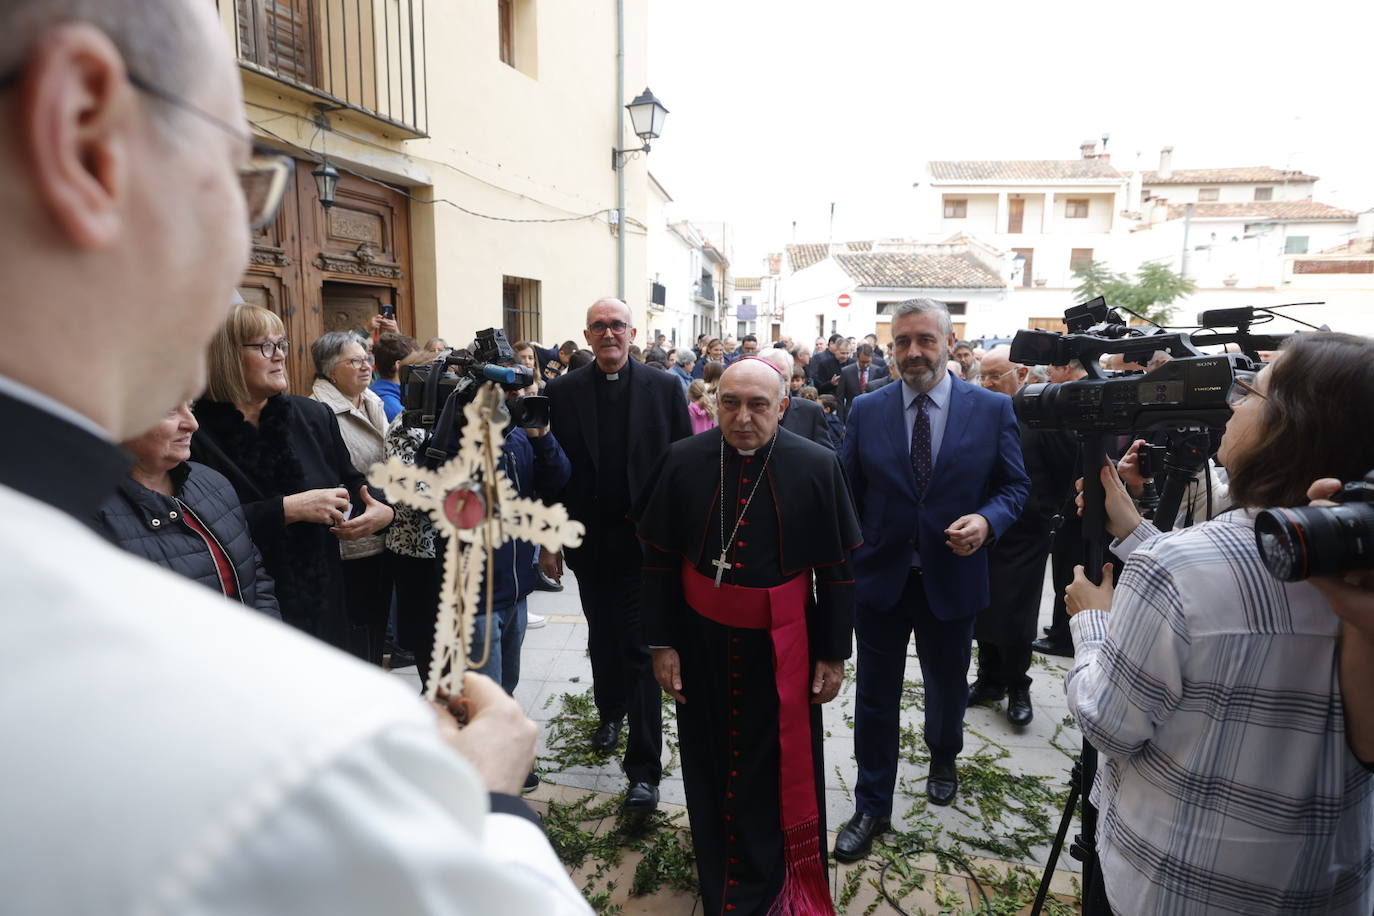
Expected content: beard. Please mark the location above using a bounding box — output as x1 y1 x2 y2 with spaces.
900 349 948 391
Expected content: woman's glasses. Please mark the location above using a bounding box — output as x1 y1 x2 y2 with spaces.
243 339 291 359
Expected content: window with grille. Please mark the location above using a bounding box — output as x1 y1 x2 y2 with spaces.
502 276 542 343
1254 187 1273 201
1065 199 1089 219
943 198 968 219
1198 188 1220 202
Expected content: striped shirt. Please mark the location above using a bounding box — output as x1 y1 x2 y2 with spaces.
1067 510 1373 915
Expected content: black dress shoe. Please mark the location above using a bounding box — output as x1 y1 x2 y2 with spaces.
833 812 890 862
522 770 540 793
1031 636 1074 658
966 679 1006 708
1007 687 1034 727
590 717 623 754
927 761 958 806
622 781 659 813
533 569 563 592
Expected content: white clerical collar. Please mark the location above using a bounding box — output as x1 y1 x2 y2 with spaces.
736 447 758 457
599 362 628 381
0 373 113 441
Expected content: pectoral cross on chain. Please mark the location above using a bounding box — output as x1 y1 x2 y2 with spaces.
711 552 731 587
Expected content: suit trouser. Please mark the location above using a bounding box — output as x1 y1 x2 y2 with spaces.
1046 519 1082 643
565 518 663 785
853 569 976 817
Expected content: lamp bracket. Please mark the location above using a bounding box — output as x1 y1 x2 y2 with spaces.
611 142 651 170
312 102 346 131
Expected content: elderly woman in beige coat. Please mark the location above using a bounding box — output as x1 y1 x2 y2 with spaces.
310 331 392 665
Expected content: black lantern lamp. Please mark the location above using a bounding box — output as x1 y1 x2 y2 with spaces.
613 88 669 169
625 87 669 150
312 159 340 210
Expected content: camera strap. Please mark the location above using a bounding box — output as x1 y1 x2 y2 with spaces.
420 359 446 428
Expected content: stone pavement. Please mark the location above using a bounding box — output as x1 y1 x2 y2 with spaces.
389 563 1085 914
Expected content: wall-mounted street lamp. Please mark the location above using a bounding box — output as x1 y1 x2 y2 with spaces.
612 87 669 169
312 159 340 210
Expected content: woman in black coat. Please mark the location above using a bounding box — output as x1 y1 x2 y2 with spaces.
190 305 394 654
95 402 280 618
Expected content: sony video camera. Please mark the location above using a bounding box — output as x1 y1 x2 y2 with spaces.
1009 298 1257 435
1256 471 1374 581
399 328 544 469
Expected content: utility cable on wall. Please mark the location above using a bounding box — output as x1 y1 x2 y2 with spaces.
251 118 618 226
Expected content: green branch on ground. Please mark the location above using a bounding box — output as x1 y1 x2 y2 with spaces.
541 666 1085 913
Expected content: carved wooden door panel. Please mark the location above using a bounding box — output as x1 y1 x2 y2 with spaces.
299 166 413 356
237 158 412 395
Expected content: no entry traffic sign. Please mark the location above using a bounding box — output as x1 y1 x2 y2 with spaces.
837 293 852 308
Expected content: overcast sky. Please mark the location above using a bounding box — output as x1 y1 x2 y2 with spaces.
646 0 1374 275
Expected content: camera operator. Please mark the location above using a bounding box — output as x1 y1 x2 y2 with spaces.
1063 332 1374 915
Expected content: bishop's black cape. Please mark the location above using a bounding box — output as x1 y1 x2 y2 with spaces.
631 426 861 915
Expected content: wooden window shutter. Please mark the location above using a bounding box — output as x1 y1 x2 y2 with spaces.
238 0 317 86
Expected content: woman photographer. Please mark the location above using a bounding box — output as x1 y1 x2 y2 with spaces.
1064 332 1374 915
192 305 393 655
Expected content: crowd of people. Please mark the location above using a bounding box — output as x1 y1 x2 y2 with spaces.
0 3 1371 913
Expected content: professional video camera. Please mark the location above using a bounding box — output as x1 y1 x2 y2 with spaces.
1009 297 1260 435
1256 471 1374 581
398 328 545 469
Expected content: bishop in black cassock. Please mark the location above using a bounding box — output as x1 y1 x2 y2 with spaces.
633 357 861 916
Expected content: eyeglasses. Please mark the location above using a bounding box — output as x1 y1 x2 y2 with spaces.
243 339 291 358
1226 376 1267 408
340 357 371 370
589 320 630 335
0 66 293 230
982 367 1019 382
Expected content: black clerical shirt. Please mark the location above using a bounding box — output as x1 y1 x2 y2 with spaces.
593 361 632 524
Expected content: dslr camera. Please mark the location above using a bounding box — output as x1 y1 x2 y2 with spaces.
1256 471 1374 581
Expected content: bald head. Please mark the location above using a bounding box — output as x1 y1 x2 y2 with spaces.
717 358 787 451
583 298 636 372
757 347 795 383
979 346 1027 396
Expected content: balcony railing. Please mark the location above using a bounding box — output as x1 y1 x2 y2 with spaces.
223 0 428 137
695 276 716 304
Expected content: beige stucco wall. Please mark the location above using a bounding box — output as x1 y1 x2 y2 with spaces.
226 0 651 350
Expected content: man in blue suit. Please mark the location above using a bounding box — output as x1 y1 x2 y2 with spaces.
834 299 1029 861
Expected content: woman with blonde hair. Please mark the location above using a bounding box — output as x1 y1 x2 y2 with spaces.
191 305 393 655
686 379 716 434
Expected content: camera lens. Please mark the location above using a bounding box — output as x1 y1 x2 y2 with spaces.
1255 503 1374 581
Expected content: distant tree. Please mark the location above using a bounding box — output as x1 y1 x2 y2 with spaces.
1072 259 1195 325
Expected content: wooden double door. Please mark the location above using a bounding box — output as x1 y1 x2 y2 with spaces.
238 156 414 395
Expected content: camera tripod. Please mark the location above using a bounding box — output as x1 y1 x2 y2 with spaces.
1030 432 1204 915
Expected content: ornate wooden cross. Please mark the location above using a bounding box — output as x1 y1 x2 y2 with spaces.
370 384 585 700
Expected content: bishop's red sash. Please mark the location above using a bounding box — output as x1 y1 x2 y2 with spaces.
681 560 834 916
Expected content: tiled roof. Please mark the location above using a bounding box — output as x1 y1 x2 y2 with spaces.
1316 237 1374 255
1164 201 1357 221
733 276 762 290
928 160 1123 182
845 241 873 251
785 243 830 272
834 252 1003 289
1141 167 1317 185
